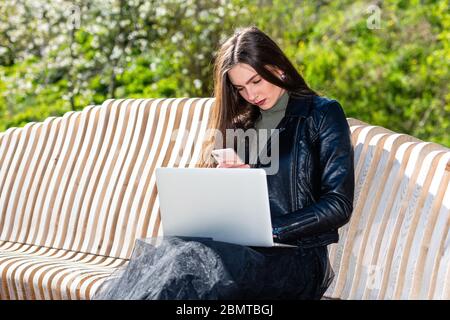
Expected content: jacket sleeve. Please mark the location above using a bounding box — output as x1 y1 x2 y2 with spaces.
272 101 355 242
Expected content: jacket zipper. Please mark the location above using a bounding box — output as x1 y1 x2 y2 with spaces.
291 117 303 212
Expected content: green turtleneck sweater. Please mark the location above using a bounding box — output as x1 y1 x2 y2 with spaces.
247 90 289 164
255 90 290 132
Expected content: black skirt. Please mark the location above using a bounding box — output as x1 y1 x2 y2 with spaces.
93 236 334 300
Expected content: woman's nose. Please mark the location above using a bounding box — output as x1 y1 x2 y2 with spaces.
247 89 259 102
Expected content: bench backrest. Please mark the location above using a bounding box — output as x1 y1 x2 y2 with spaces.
0 98 448 299
0 98 214 260
325 119 450 299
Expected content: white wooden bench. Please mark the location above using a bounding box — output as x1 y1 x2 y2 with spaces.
0 98 448 300
325 119 450 299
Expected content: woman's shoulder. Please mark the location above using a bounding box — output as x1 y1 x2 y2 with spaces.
287 94 345 123
312 95 342 112
309 96 347 131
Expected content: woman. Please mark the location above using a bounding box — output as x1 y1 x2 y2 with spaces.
199 25 354 298
94 26 354 300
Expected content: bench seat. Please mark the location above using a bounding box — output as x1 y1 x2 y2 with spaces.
0 240 127 299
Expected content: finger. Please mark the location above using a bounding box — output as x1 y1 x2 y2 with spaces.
222 163 238 168
218 163 249 168
217 163 232 168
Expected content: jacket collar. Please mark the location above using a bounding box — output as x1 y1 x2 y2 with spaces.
284 94 313 118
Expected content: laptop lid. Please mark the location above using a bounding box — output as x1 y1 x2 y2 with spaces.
155 167 274 247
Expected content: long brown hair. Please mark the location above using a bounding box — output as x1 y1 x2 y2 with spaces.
197 26 317 167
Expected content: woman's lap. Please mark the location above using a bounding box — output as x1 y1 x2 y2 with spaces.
93 236 333 300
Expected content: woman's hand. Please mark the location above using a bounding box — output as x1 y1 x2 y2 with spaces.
216 162 250 168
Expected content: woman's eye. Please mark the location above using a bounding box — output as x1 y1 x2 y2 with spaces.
236 79 260 92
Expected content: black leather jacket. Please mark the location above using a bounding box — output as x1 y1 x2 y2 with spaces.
250 94 354 248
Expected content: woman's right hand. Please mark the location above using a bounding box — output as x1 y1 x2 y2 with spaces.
216 162 250 168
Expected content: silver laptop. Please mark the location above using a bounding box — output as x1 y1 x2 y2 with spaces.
155 167 295 247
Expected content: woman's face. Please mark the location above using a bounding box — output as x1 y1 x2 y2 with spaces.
228 63 286 111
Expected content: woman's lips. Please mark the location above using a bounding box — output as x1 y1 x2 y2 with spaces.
255 99 266 106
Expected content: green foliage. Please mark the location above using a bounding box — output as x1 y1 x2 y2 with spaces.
0 0 448 146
